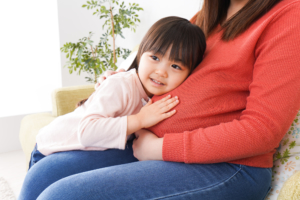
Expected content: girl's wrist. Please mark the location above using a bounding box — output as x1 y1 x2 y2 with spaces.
127 114 143 136
135 112 145 129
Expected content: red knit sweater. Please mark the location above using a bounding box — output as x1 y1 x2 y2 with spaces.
148 0 300 168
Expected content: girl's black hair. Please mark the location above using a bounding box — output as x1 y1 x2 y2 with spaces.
128 16 206 74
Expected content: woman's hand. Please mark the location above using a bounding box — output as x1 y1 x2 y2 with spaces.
94 69 125 90
132 129 163 161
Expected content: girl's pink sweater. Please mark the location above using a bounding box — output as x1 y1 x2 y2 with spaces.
148 0 300 168
37 69 148 155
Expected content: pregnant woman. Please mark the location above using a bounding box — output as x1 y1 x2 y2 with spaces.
19 0 300 199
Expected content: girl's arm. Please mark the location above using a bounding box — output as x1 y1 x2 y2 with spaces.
78 75 178 150
78 78 130 150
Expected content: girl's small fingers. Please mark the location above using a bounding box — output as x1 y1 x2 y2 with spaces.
162 110 177 119
145 99 152 106
164 97 178 105
117 69 126 72
98 76 106 84
104 70 112 76
156 96 178 108
156 95 172 104
94 83 101 90
160 99 179 112
104 70 117 76
155 96 178 107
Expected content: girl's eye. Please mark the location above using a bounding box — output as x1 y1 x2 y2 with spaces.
171 64 182 70
151 56 159 61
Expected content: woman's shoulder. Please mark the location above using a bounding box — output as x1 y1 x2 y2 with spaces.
277 0 300 7
243 0 300 43
264 0 300 18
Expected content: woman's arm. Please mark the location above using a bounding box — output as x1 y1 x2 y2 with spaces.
132 129 163 161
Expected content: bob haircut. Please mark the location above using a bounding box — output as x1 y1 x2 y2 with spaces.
196 0 281 40
128 16 206 74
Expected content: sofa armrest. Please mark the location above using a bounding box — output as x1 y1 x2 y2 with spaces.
52 84 95 117
19 112 56 167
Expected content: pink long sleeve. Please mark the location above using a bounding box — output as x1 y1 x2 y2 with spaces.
77 80 129 149
77 70 148 149
37 69 148 155
148 0 300 168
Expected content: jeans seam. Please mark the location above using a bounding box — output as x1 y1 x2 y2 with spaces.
153 164 243 200
261 186 272 200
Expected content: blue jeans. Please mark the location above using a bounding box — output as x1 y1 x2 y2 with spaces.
19 140 272 200
28 144 45 169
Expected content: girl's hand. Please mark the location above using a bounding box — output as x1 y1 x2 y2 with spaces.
97 69 126 84
132 129 163 161
137 95 179 128
94 82 101 90
94 69 125 90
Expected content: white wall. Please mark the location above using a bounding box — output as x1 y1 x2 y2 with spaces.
58 0 203 87
0 1 61 153
0 1 61 118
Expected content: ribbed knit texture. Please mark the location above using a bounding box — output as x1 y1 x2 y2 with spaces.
148 0 300 168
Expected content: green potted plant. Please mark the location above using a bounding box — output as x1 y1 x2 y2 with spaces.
60 0 143 83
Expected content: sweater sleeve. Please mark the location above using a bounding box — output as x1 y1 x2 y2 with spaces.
162 2 300 163
77 76 129 150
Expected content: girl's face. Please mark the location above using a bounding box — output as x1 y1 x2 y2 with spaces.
138 47 190 97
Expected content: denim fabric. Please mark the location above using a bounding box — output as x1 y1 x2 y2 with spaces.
19 140 272 200
28 144 45 169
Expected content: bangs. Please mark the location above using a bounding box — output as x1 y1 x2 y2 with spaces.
137 17 206 72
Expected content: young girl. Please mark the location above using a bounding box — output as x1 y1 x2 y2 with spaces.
29 16 206 168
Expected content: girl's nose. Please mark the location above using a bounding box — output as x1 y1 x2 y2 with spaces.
155 67 168 78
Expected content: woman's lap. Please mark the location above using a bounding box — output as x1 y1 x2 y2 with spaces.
37 161 271 200
19 141 138 200
19 142 272 200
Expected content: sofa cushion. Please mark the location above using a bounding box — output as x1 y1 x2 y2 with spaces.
266 110 300 200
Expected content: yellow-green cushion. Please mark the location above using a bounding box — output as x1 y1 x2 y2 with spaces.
52 84 95 117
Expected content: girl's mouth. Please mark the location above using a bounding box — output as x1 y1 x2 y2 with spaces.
150 78 164 86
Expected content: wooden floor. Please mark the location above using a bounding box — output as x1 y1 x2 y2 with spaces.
0 150 27 198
